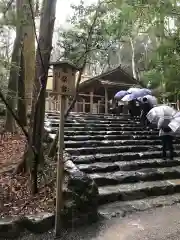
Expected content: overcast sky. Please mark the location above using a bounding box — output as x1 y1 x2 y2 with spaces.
55 0 97 27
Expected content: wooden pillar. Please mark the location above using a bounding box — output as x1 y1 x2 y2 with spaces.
65 97 69 112
97 100 100 114
90 91 93 113
82 98 85 112
104 87 108 114
74 101 78 112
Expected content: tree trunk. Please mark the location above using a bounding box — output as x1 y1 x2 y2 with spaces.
17 46 27 126
25 0 57 194
5 0 22 132
129 36 137 79
22 0 35 112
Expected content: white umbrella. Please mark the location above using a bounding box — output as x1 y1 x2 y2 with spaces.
168 112 180 132
147 105 177 124
139 95 158 106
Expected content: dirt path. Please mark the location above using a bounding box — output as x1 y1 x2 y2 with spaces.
18 203 180 240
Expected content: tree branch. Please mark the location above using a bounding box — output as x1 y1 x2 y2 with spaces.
48 0 103 158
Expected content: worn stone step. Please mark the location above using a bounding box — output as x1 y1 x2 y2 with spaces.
45 112 130 119
45 116 133 123
61 134 161 142
45 122 144 129
45 119 140 125
77 159 180 173
47 129 158 136
49 133 161 141
66 144 180 155
46 126 155 133
65 139 164 148
98 180 180 204
66 144 168 155
99 193 180 216
89 167 180 186
72 151 180 164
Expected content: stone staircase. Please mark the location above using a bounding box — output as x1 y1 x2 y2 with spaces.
45 112 180 209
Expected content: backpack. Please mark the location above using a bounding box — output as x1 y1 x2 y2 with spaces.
161 126 171 133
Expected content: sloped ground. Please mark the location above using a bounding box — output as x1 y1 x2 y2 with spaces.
0 133 25 173
0 163 56 218
18 204 180 240
0 131 56 218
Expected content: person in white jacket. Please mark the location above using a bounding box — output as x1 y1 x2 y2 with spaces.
158 117 174 160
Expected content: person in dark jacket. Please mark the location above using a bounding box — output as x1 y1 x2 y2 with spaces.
140 97 152 126
158 117 174 160
128 100 136 119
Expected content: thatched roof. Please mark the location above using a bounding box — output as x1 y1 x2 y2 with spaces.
79 66 141 91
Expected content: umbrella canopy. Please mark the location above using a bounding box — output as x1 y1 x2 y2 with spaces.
114 90 128 100
121 93 135 102
121 89 152 102
138 95 157 106
168 112 180 132
127 87 141 94
147 105 177 124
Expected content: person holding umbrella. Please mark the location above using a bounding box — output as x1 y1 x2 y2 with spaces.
140 97 153 127
147 105 177 160
158 117 174 160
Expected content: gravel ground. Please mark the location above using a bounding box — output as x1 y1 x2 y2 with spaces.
18 203 180 240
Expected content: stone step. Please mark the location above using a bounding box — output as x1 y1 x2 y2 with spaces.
47 129 158 136
98 179 180 204
59 134 160 142
77 159 180 173
45 112 130 118
66 144 180 155
45 123 146 131
65 139 164 148
46 126 155 133
45 119 140 125
45 115 133 122
72 150 180 164
99 193 180 216
89 167 180 186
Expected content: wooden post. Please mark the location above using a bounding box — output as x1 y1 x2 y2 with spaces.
51 61 78 237
90 91 93 113
65 97 69 112
82 98 85 112
55 95 65 236
74 101 78 112
97 100 100 114
104 87 108 114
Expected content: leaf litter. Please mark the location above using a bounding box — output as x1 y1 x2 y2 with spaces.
0 133 56 218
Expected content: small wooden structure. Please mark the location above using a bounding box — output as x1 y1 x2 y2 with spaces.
46 61 79 111
78 66 140 114
46 64 141 114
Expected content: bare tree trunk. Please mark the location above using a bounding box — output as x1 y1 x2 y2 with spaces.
24 0 57 194
5 0 22 132
17 45 27 126
22 0 35 112
129 36 137 79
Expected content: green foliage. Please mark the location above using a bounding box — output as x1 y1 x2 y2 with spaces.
54 0 180 98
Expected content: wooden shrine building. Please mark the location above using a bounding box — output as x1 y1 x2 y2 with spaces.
46 63 141 114
78 66 140 114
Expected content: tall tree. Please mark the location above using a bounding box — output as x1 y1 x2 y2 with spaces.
24 0 57 193
5 0 23 132
21 0 35 111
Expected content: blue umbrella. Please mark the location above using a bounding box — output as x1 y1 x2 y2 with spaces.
114 90 128 100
